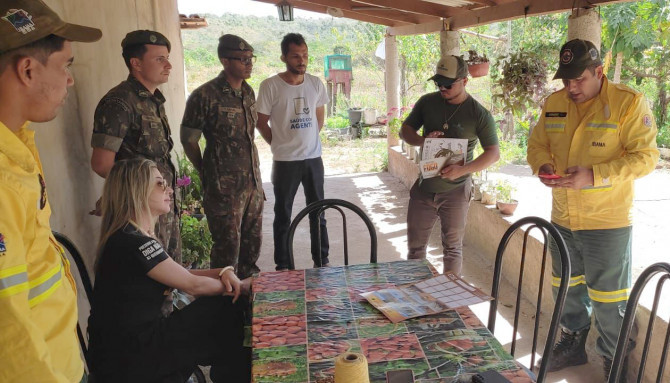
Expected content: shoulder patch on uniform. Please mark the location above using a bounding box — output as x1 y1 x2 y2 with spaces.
0 233 6 254
643 114 653 127
101 97 132 113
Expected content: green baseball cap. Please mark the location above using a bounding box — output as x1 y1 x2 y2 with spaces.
427 55 468 85
0 0 101 54
218 34 253 53
121 30 171 52
553 39 602 80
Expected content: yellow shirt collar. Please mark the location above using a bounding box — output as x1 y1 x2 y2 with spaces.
0 120 38 174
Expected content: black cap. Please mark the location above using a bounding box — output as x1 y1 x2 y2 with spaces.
553 39 602 80
121 30 170 51
427 55 468 85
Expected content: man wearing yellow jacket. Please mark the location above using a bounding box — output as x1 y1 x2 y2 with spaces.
0 0 101 382
528 39 659 379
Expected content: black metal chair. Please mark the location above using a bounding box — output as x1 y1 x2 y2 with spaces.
487 216 571 383
286 198 377 269
52 231 93 367
52 231 208 383
608 262 670 383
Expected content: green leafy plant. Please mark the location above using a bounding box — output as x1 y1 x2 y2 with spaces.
325 115 350 130
492 50 548 116
176 154 202 213
466 49 489 65
387 107 411 140
495 180 517 203
180 215 212 268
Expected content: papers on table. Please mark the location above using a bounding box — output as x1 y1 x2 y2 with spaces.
360 273 493 323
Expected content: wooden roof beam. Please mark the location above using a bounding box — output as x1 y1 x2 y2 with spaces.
253 0 410 27
351 0 459 18
389 0 637 35
299 0 440 24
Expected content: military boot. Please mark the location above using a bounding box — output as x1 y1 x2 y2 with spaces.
536 328 589 372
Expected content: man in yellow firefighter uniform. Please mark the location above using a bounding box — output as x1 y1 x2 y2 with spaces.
0 0 101 381
528 39 659 380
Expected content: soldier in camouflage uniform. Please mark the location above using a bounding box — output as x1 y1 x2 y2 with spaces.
181 35 263 279
91 30 181 266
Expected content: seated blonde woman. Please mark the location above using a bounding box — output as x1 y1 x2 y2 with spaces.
87 158 250 383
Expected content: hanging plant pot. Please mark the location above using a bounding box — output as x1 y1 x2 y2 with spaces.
468 62 490 78
496 200 519 216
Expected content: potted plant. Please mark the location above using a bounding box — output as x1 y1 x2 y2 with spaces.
180 215 212 269
465 50 490 78
480 180 496 206
495 180 518 215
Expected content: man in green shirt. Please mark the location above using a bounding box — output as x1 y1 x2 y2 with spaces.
401 55 500 274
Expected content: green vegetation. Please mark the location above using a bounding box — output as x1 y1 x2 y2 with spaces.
180 215 212 268
182 2 670 177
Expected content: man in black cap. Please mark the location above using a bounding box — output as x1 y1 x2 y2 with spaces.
0 1 101 381
90 30 182 274
528 39 658 378
181 34 263 279
401 55 500 275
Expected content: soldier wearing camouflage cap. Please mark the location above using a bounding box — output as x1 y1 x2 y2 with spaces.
181 34 263 279
528 39 659 379
90 29 182 295
0 1 101 381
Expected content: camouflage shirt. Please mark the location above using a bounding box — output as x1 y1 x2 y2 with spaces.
92 75 177 196
181 71 262 213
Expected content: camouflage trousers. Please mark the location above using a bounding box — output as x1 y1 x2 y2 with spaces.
205 187 263 279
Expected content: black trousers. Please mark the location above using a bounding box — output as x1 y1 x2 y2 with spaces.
271 157 329 269
88 296 250 383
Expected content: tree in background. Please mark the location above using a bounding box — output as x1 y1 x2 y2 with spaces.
603 0 669 141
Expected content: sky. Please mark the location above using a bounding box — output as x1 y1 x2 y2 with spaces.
178 0 328 19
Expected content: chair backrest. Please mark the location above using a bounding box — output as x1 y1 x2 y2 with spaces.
609 262 670 383
52 231 92 367
286 198 377 269
487 216 571 383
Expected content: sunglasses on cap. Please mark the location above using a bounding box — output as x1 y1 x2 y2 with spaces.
434 79 463 90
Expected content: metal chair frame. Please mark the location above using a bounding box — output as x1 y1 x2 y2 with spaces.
286 199 377 269
487 216 571 383
609 262 670 383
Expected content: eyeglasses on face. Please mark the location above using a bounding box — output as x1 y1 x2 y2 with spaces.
434 79 463 90
225 56 257 65
156 179 169 192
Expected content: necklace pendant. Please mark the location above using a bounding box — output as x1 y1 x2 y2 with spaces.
442 122 449 131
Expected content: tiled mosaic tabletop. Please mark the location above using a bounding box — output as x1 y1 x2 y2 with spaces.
251 260 534 383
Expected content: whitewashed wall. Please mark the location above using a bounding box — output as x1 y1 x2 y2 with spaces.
32 0 185 273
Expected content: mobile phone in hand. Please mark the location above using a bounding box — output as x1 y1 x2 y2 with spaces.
538 173 561 179
386 369 414 383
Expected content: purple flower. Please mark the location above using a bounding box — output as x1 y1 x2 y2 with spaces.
177 176 191 187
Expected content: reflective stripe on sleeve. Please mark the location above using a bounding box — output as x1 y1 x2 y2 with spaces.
0 264 29 298
27 264 63 307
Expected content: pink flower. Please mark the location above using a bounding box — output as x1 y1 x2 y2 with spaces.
177 176 191 187
182 210 191 216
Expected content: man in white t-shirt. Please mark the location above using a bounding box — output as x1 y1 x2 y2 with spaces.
256 33 330 271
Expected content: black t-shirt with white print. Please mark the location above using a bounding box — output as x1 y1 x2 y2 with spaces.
88 223 170 336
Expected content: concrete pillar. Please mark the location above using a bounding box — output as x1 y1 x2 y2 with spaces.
385 33 401 147
440 30 460 57
567 8 602 51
